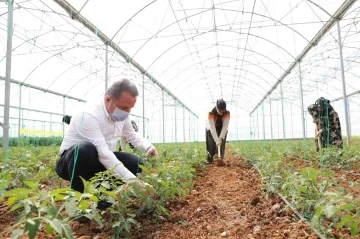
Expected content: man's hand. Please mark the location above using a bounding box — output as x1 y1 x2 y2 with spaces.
145 145 158 158
315 129 323 137
216 137 223 146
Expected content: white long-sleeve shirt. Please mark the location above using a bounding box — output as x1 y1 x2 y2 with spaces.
60 99 152 182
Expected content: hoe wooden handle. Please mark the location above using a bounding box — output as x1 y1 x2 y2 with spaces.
218 145 221 158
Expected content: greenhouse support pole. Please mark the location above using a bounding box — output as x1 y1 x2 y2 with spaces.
236 107 238 139
280 81 286 139
276 101 280 139
21 109 23 136
269 98 273 140
298 61 306 140
188 111 191 142
290 103 293 138
252 113 255 140
142 75 145 138
18 84 22 146
262 102 265 140
62 96 65 136
193 115 195 141
304 109 307 136
235 107 238 139
348 101 351 136
337 20 351 145
253 111 256 140
174 103 177 143
3 0 13 151
50 113 52 133
256 109 259 140
162 90 165 143
183 106 185 142
249 113 252 140
105 43 108 91
195 116 199 140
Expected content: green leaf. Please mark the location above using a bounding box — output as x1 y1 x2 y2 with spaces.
89 195 98 202
24 201 31 214
10 229 24 239
79 199 88 211
299 185 307 193
101 181 110 189
24 219 41 239
61 224 74 239
156 204 169 216
23 181 38 190
93 213 103 227
9 202 25 213
42 206 57 219
14 210 26 224
301 167 318 183
124 221 131 233
112 221 120 228
335 203 355 214
50 188 72 197
45 224 54 234
64 202 77 218
7 196 18 206
80 193 94 199
336 214 353 230
5 188 29 200
45 218 62 234
101 190 117 198
145 184 156 195
349 221 359 236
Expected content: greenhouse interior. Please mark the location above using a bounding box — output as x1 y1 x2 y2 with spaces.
0 0 359 238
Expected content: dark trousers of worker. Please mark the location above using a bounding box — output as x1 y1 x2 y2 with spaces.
55 141 141 193
206 128 227 163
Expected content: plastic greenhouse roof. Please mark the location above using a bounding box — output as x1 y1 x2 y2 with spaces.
0 0 359 119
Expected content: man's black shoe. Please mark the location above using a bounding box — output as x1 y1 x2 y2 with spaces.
70 213 91 223
96 200 113 211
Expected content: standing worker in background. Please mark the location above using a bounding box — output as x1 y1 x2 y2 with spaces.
205 99 230 165
308 97 343 152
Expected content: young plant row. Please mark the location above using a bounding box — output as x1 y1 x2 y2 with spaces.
229 139 360 237
0 143 207 239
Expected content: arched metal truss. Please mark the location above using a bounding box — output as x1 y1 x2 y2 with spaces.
1 0 360 148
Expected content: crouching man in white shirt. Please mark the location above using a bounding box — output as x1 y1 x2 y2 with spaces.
55 79 158 199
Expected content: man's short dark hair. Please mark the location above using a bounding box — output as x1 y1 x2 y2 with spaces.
216 99 227 110
105 79 139 100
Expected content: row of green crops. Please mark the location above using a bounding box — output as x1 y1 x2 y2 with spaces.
229 138 360 237
0 136 63 147
0 142 207 239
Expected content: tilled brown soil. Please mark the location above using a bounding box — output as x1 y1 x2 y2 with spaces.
127 156 318 239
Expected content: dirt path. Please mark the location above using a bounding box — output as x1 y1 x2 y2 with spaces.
129 152 318 239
